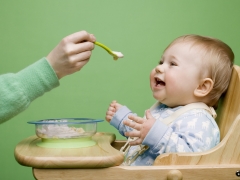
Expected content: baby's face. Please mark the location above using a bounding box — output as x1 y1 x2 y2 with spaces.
150 42 204 107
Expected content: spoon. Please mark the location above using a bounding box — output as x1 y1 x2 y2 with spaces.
94 41 124 60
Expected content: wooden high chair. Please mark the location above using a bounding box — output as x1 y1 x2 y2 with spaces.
15 65 240 180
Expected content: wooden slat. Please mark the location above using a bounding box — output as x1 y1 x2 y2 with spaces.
33 164 240 180
217 65 240 140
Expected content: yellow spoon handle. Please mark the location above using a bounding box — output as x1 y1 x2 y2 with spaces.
94 41 113 55
94 41 123 60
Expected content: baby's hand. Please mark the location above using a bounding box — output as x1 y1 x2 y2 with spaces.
105 100 122 122
123 110 156 145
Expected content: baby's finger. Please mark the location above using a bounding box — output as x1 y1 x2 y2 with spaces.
110 101 117 107
105 115 112 122
145 109 154 119
105 116 111 122
124 130 141 138
123 120 141 131
129 138 143 146
108 106 116 112
106 110 115 117
128 115 144 124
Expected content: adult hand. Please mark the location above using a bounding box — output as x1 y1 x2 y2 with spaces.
105 100 122 122
47 30 96 79
123 109 156 145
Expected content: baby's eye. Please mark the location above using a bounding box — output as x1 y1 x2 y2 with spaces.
159 61 163 65
170 62 177 66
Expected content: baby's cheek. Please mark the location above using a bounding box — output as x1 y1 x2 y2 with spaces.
166 75 180 89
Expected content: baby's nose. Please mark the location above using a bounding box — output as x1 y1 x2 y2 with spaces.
155 65 164 73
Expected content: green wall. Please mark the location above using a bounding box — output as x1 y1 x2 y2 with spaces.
1 1 240 179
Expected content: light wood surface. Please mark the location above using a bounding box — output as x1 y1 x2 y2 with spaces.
217 65 240 140
33 164 240 180
14 132 124 168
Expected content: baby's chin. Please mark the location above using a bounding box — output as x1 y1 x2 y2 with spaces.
152 97 177 107
152 95 164 104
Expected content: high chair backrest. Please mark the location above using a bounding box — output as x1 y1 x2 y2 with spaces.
215 65 240 140
154 65 240 166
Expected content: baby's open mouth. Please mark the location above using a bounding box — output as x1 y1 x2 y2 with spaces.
155 77 165 86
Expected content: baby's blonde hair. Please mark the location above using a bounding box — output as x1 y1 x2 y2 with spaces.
165 35 234 108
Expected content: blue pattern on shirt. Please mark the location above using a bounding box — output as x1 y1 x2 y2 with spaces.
110 103 220 166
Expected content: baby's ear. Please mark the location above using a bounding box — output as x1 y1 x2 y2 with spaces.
194 78 214 97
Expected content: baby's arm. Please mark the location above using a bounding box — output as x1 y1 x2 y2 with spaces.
105 100 122 122
143 112 220 156
106 101 138 137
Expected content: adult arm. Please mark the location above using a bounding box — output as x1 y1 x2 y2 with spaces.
0 30 96 123
0 58 59 123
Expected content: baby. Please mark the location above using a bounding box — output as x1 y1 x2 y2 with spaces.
106 34 234 166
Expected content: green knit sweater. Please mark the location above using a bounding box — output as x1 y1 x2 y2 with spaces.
0 58 59 123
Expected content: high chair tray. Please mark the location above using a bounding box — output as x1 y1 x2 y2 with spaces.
14 132 124 168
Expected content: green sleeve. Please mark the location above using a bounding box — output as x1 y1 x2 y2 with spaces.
0 57 60 123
